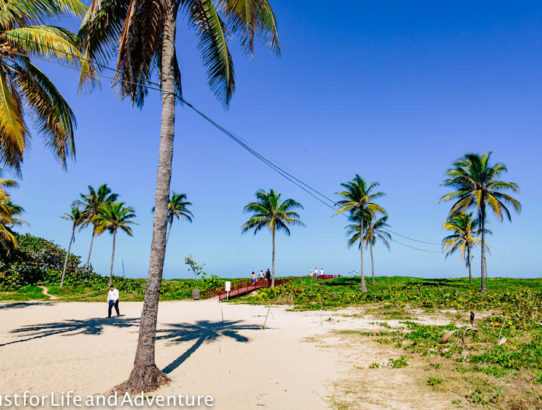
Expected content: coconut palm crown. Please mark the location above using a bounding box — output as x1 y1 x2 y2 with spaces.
152 192 193 245
0 0 95 171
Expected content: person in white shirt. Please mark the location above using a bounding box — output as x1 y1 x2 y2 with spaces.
314 267 319 276
107 286 120 318
258 270 264 280
321 268 325 276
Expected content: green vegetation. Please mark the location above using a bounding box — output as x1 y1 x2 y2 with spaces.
240 276 541 312
427 376 443 387
0 233 226 301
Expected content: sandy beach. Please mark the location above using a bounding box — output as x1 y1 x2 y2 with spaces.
0 299 460 409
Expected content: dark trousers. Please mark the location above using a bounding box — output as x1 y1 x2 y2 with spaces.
108 300 119 317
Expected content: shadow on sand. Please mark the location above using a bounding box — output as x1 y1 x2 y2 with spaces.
1 316 139 348
158 320 260 374
3 317 259 375
0 301 54 310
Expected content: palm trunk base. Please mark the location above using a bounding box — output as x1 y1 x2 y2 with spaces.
361 277 367 293
114 364 170 394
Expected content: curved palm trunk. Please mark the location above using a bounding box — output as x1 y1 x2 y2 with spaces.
271 227 276 287
60 224 76 287
85 226 96 268
467 245 472 283
360 219 367 293
370 241 375 286
165 220 173 247
109 229 117 287
119 2 176 393
480 206 487 293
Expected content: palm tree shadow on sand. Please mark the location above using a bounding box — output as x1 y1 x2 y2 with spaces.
0 301 54 310
1 316 139 348
157 320 260 374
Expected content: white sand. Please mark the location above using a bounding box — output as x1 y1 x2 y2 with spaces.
0 300 456 409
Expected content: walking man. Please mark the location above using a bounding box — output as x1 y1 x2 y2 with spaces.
107 285 120 318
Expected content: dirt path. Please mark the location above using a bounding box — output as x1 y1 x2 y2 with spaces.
37 285 58 300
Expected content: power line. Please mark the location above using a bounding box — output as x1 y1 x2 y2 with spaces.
390 239 442 254
0 38 444 254
386 229 441 246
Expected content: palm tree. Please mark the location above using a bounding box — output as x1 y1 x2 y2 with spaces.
363 214 391 285
442 213 482 283
76 184 118 268
242 189 304 287
441 152 520 292
0 199 25 256
60 206 85 287
0 170 24 255
335 175 385 293
79 0 279 392
152 192 193 246
94 201 137 286
0 0 95 171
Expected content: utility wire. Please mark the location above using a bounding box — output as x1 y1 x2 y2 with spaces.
386 229 441 246
0 37 444 253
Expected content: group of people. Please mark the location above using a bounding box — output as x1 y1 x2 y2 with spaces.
310 267 325 278
250 269 272 284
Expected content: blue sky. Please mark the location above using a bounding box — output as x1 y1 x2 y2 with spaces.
10 0 542 279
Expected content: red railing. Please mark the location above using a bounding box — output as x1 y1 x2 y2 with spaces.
202 274 338 301
316 274 336 280
217 277 299 301
201 286 224 300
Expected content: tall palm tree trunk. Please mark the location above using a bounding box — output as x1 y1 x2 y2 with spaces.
85 226 96 268
480 206 487 293
119 2 176 393
165 220 173 247
370 241 375 286
109 229 117 287
360 219 367 293
467 246 472 283
271 227 276 287
60 224 76 287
